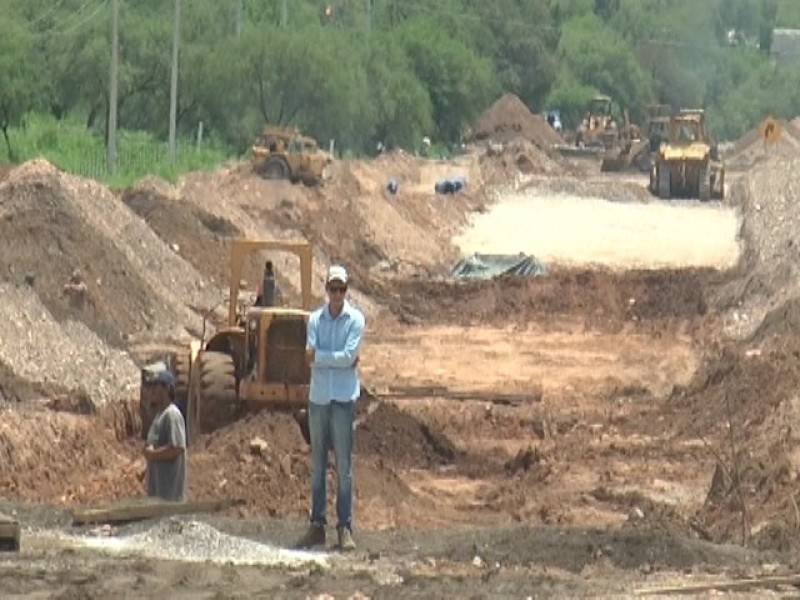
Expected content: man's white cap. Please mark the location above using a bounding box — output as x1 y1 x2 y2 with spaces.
327 265 348 284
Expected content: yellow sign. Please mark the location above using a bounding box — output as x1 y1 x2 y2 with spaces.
759 116 781 144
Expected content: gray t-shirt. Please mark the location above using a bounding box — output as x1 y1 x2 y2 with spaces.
146 403 187 502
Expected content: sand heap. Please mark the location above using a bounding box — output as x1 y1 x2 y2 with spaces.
467 93 563 150
0 160 223 404
724 118 800 169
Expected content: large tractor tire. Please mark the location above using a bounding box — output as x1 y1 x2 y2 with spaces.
258 156 291 180
186 351 237 444
657 166 671 199
172 350 191 421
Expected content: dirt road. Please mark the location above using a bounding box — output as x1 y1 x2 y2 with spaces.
454 187 741 269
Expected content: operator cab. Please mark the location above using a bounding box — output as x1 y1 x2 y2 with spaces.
243 307 310 388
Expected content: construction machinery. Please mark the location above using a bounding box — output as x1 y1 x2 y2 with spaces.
649 109 725 201
600 103 671 172
140 239 314 444
556 94 642 167
251 125 332 186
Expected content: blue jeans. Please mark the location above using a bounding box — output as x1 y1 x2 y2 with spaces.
309 400 355 530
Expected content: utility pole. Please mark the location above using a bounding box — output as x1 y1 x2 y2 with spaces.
168 0 181 164
281 0 288 27
107 0 119 174
235 0 243 36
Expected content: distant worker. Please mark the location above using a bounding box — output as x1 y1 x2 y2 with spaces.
256 260 283 307
295 265 365 552
142 367 187 502
419 136 431 158
61 268 89 310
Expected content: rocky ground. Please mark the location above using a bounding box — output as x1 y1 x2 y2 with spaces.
4 96 800 597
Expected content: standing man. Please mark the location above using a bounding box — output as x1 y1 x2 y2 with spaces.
296 265 365 551
142 365 187 502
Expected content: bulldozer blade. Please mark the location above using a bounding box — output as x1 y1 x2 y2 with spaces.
600 156 626 172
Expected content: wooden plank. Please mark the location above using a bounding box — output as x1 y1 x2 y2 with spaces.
635 574 800 596
71 498 236 526
382 385 541 406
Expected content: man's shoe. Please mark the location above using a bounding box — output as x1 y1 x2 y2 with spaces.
337 526 356 551
295 524 326 549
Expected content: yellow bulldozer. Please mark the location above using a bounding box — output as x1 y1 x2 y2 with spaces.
251 125 332 186
556 94 644 170
648 109 725 201
600 103 671 172
140 239 315 445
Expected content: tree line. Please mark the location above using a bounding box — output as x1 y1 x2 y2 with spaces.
3 0 800 160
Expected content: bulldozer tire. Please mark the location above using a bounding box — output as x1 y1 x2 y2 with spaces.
173 351 191 410
657 167 671 199
259 157 291 180
187 351 237 443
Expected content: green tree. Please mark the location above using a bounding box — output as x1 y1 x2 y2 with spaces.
0 13 41 159
397 19 499 141
362 37 434 150
554 14 653 121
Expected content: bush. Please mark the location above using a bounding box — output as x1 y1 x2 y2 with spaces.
1 112 232 187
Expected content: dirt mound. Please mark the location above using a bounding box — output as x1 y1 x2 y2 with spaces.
715 158 800 339
0 362 64 403
178 155 489 305
724 119 800 168
668 336 800 438
468 93 563 150
0 160 230 403
355 402 460 467
0 167 157 343
121 178 244 286
0 283 139 405
0 160 218 338
479 139 563 185
696 446 800 551
0 408 138 502
388 268 716 329
665 334 800 550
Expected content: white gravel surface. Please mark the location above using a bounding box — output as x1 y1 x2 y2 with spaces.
72 519 329 568
455 187 741 269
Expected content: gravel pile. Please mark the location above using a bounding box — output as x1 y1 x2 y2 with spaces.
3 161 222 338
717 157 800 338
0 284 139 404
76 518 328 568
514 174 653 204
724 119 800 170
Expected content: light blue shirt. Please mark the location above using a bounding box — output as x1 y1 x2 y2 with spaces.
307 300 365 404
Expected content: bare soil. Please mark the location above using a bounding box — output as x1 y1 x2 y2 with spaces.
2 122 800 597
